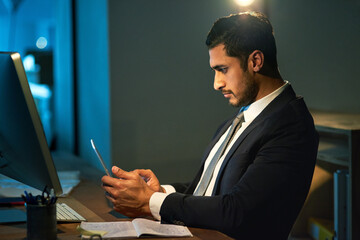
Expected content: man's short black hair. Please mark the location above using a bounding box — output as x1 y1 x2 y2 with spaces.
206 12 278 71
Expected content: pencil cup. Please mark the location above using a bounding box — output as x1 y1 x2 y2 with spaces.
26 203 57 240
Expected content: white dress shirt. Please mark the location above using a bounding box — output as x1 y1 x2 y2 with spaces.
149 81 289 220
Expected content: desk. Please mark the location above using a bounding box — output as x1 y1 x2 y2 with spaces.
0 153 233 240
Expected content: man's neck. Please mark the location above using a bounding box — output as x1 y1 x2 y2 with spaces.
255 75 284 102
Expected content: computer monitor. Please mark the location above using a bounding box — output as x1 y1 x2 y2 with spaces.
0 52 62 196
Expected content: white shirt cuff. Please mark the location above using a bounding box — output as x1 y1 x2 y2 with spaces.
149 192 169 220
149 185 176 220
161 185 176 194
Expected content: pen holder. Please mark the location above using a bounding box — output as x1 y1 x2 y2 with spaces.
26 203 57 240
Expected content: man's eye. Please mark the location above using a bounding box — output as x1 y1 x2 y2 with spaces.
219 68 228 73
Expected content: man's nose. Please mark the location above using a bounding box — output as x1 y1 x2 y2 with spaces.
213 73 225 91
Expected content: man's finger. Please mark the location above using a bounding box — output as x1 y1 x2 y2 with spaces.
112 166 136 180
135 169 154 178
132 169 151 182
105 192 116 204
102 177 130 192
101 175 120 187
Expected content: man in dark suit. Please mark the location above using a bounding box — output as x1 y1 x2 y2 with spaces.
102 12 319 239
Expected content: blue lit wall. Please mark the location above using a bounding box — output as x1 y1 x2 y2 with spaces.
0 0 57 147
0 0 55 55
54 0 74 153
75 0 111 171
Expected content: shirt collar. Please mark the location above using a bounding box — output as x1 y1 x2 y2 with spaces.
242 81 289 123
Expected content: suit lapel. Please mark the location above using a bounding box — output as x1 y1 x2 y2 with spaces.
212 85 298 195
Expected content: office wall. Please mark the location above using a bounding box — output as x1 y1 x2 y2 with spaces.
267 1 360 236
268 0 360 113
107 0 247 182
76 0 111 170
76 0 359 181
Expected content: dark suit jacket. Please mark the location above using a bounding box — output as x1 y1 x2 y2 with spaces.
160 85 319 240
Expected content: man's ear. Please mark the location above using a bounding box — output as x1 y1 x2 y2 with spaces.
248 50 264 73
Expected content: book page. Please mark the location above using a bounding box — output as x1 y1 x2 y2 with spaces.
132 218 193 237
79 221 137 239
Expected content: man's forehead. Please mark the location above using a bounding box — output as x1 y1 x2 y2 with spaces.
209 44 226 55
209 44 239 68
209 45 226 63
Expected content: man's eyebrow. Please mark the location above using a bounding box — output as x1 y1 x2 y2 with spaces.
211 65 227 70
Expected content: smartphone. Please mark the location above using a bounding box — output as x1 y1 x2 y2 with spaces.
90 139 110 176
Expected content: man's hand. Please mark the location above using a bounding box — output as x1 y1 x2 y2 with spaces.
101 166 156 217
132 169 165 193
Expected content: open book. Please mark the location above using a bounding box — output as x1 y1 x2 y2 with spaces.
78 218 193 239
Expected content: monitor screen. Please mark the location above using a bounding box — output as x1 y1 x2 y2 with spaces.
0 52 62 196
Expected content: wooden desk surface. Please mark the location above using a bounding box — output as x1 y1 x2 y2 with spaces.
0 153 232 240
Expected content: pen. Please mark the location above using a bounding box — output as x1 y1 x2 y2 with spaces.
90 139 111 176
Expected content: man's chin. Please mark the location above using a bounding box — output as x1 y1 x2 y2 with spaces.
229 99 251 108
228 101 241 108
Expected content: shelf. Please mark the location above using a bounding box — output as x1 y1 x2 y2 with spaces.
311 110 360 131
309 110 360 240
316 135 349 167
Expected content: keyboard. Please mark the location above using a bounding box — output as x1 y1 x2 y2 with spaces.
56 203 86 222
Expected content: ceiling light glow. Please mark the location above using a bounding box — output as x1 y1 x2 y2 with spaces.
235 0 255 7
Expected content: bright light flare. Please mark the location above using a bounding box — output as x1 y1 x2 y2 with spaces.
235 0 255 7
36 37 48 49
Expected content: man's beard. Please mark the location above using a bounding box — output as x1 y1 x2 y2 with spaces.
231 74 258 108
